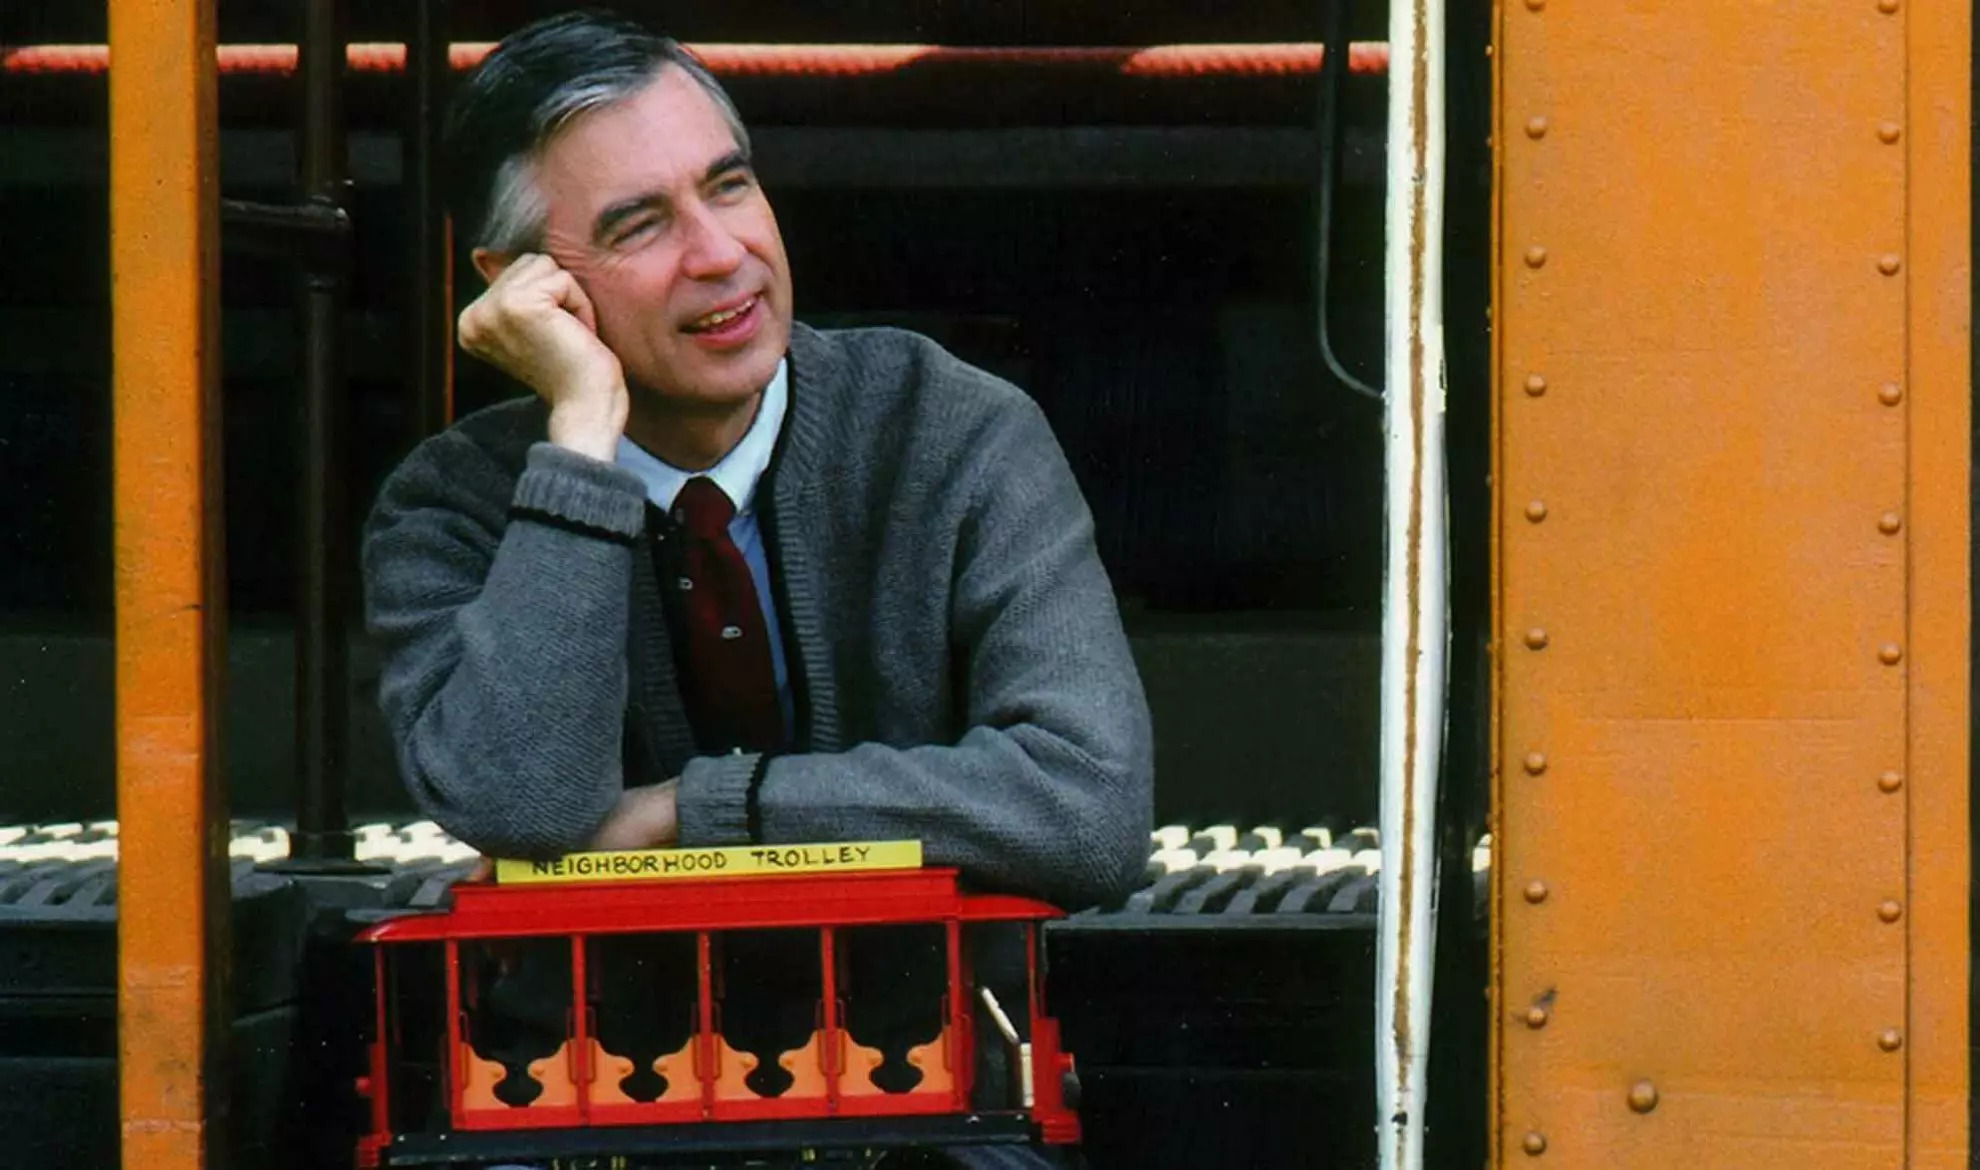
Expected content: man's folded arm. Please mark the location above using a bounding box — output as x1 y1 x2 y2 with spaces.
364 439 647 859
675 401 1155 911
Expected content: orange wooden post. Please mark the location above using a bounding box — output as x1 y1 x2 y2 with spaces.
1492 2 1968 1168
109 1 231 1168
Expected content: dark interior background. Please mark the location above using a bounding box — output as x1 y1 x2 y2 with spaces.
0 1 1486 839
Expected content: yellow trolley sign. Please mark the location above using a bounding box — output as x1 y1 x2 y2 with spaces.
495 840 924 886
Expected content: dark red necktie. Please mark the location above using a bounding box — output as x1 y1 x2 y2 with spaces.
671 476 784 753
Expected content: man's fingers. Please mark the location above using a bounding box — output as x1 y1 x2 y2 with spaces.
495 251 547 283
481 254 599 335
457 254 570 349
549 270 601 334
454 250 624 446
587 782 681 851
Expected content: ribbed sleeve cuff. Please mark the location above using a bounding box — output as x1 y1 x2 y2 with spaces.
510 443 648 540
677 751 763 846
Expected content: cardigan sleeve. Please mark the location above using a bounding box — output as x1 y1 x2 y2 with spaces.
362 434 648 859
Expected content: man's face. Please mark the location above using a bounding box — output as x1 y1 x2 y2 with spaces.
535 67 793 409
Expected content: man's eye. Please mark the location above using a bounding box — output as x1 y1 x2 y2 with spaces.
614 217 662 245
714 173 754 197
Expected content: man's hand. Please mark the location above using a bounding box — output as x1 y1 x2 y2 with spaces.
589 780 681 851
457 253 628 461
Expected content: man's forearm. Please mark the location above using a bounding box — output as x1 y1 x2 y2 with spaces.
367 439 650 859
384 519 635 856
547 399 628 463
675 726 1152 912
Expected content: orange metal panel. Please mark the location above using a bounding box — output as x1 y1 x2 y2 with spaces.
108 1 230 1169
1901 3 1970 1167
1492 3 1944 1167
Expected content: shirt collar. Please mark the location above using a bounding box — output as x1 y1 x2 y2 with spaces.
615 358 788 516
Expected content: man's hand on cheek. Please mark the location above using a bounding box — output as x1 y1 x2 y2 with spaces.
589 779 681 851
457 252 629 461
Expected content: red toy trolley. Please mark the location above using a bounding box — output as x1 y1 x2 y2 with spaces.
353 840 1080 1168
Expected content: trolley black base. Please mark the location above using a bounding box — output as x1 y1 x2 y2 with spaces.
384 1114 1042 1166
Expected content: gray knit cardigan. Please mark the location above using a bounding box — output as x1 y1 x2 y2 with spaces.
362 323 1153 909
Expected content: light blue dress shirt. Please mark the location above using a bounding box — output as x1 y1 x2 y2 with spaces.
615 360 793 735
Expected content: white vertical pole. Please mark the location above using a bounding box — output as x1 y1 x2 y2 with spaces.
1375 0 1448 1166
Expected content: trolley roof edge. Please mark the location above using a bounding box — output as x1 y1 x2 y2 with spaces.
357 867 1068 943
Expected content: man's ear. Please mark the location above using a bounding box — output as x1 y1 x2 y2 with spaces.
470 248 513 285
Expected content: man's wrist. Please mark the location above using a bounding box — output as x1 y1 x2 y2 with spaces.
547 394 628 462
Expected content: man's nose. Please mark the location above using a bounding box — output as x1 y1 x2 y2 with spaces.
680 203 747 279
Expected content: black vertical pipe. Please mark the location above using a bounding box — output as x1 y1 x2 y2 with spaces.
1425 0 1493 1164
1313 0 1380 401
406 0 453 440
293 0 353 862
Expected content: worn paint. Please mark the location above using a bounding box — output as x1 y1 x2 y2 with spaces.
1393 0 1431 1088
1377 0 1448 1166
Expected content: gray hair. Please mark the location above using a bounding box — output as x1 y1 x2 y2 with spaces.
445 13 753 256
476 58 752 253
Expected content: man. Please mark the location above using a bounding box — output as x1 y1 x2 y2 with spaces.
363 11 1151 913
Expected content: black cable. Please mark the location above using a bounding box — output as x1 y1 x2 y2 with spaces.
1317 0 1383 401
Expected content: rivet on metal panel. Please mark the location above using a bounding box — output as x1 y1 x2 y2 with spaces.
1522 1132 1548 1156
1627 1082 1659 1114
1525 500 1549 523
1879 382 1904 406
1878 254 1903 276
1525 628 1550 650
1525 116 1549 140
1878 1029 1904 1052
1524 246 1548 269
1877 121 1902 144
1878 512 1903 535
1524 374 1548 397
1878 900 1904 923
1879 642 1904 665
1523 880 1550 904
1523 752 1548 776
1524 1006 1549 1029
1879 770 1905 793
1876 0 1900 12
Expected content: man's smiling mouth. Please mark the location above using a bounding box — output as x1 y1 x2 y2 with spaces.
684 296 759 334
